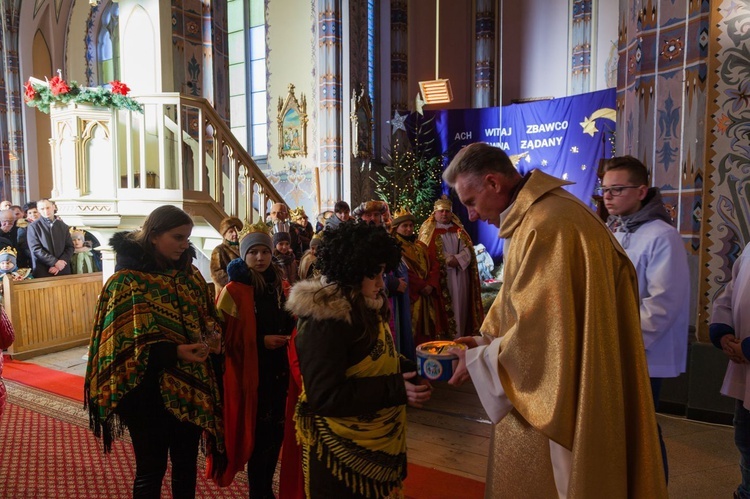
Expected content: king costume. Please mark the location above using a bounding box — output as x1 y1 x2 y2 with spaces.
391 208 446 345
466 170 667 498
418 198 483 338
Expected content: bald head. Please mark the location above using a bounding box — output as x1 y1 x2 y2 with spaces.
0 210 14 233
270 203 288 222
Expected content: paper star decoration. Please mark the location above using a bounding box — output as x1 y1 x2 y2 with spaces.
415 93 425 115
389 111 407 133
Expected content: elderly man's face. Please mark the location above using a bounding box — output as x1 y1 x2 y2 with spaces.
270 204 288 222
0 211 15 233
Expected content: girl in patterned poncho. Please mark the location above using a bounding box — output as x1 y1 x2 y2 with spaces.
85 205 225 499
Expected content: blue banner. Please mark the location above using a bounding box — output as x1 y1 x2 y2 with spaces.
424 88 616 261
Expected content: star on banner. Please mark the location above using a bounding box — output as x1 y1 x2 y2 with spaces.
388 111 407 134
415 93 425 115
580 108 617 137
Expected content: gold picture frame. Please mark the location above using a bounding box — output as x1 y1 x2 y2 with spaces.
350 85 374 159
277 84 308 158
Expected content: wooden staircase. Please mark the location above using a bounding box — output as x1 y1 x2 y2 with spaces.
49 92 283 236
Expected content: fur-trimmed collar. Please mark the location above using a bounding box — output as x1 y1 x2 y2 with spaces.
110 231 197 272
286 277 353 323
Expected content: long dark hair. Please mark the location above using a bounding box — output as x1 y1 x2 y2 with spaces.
135 205 194 271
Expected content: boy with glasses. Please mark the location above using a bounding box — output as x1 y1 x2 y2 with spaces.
602 155 690 482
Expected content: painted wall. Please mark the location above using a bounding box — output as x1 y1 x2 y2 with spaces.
501 0 569 103
266 0 319 216
500 0 618 104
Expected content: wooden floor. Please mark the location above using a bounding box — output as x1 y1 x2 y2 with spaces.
406 381 491 483
24 346 747 497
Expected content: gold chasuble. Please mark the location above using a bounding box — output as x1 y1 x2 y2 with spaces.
482 170 667 498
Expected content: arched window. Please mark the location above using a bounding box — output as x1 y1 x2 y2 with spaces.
97 2 120 85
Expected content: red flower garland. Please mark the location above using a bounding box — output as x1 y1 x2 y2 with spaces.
23 81 37 102
49 76 71 96
109 80 130 96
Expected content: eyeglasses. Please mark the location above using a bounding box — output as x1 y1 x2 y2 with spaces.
597 185 643 197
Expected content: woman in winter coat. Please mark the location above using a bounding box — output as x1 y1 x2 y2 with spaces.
286 221 432 498
85 205 224 499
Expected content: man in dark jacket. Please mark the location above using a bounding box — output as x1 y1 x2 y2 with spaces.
0 209 29 267
26 199 74 277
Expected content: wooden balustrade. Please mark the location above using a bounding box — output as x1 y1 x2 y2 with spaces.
2 273 103 360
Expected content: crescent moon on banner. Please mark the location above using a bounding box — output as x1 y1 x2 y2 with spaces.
579 108 616 137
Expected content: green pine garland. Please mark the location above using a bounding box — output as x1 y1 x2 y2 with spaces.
25 79 143 115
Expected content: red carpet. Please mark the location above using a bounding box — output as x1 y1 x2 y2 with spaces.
1 357 485 498
3 357 84 401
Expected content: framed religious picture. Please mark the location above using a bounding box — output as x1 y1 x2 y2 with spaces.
277 84 308 158
350 85 373 159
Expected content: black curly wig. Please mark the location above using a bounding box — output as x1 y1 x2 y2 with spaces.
317 220 401 289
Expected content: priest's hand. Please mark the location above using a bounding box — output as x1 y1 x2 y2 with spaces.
454 336 478 349
403 371 432 408
448 349 470 386
421 285 434 296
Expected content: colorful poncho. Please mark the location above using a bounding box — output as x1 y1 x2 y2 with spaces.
85 264 225 457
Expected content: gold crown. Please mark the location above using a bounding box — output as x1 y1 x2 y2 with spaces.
290 207 307 220
69 227 85 239
393 206 413 219
0 246 17 258
433 195 452 212
239 219 271 239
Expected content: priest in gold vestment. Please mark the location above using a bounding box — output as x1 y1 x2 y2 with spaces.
444 143 667 498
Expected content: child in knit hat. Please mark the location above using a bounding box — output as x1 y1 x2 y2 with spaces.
70 228 100 274
273 231 298 285
211 220 295 494
0 246 32 284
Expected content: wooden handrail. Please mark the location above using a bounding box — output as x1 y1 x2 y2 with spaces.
117 93 284 226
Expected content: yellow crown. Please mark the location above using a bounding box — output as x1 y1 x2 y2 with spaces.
393 206 413 219
69 227 85 239
239 219 271 239
0 246 17 258
433 195 452 212
290 207 307 220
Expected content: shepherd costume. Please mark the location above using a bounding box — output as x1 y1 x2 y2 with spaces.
467 170 667 497
210 217 243 295
418 197 483 338
287 278 411 498
84 231 225 468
